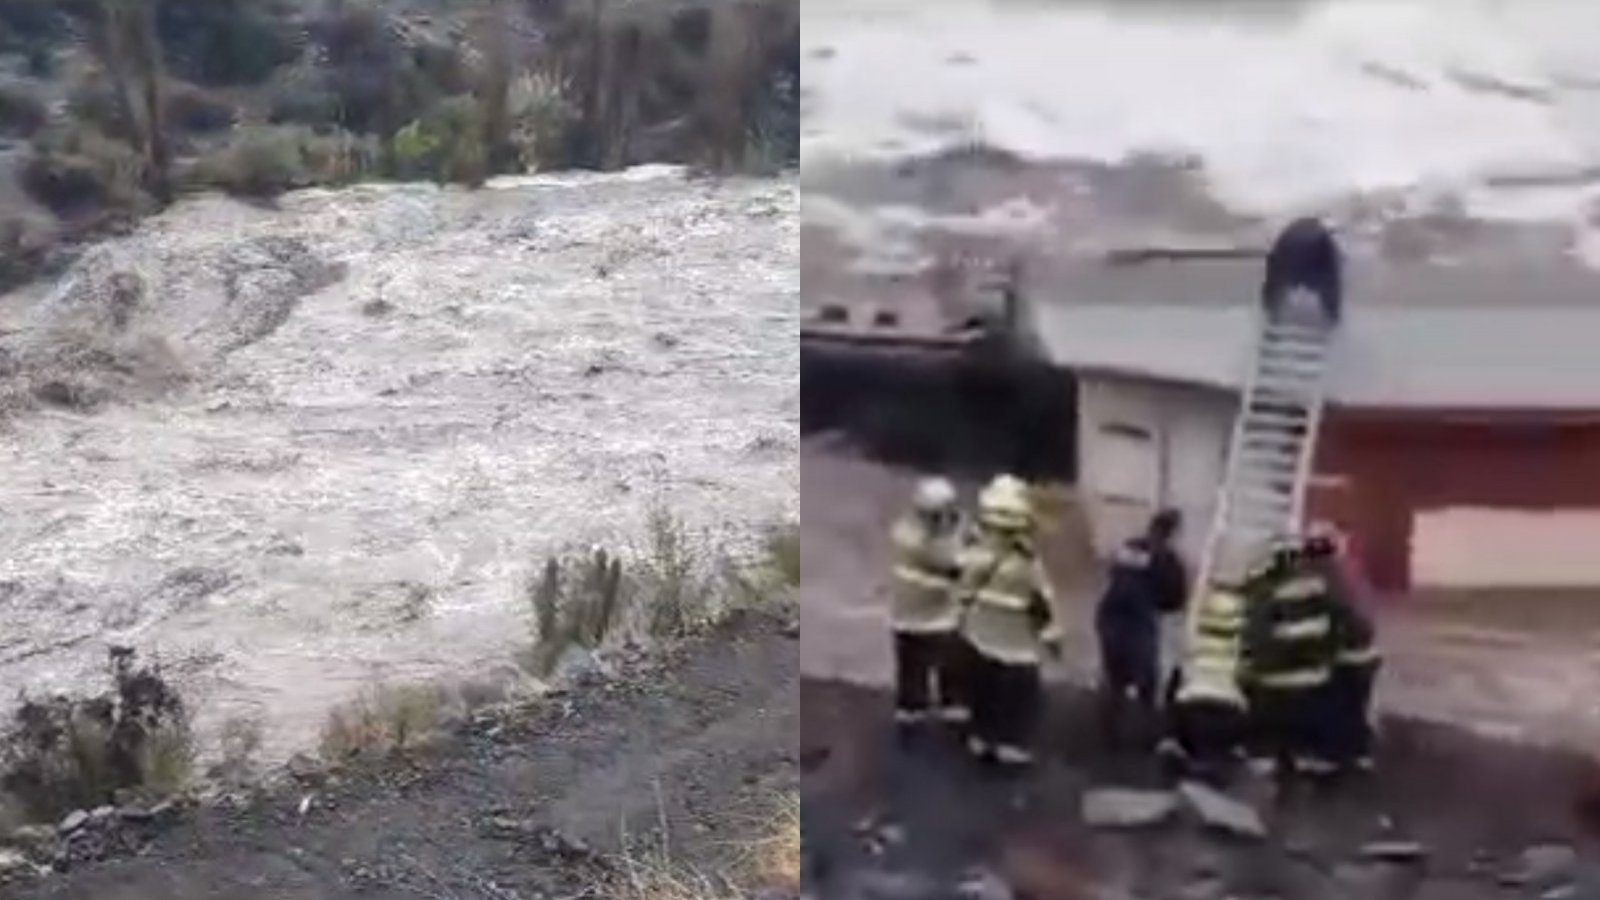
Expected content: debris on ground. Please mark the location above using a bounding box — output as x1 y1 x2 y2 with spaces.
1361 840 1429 863
1081 788 1179 829
1178 781 1266 840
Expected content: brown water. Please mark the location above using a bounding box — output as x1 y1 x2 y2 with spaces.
0 167 799 763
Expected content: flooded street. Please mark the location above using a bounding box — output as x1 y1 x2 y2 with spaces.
805 0 1600 223
800 0 1600 751
0 168 799 764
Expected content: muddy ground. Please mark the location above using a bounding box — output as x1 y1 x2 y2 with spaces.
8 609 799 900
799 437 1600 898
801 678 1600 900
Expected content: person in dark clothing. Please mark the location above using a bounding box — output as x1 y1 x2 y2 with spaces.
1262 217 1343 326
1241 538 1342 785
1096 509 1187 748
1303 531 1381 773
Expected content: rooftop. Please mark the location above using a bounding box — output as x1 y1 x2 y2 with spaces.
1024 254 1600 410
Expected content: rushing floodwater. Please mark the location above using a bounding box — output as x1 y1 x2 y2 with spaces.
804 0 1600 227
0 169 799 763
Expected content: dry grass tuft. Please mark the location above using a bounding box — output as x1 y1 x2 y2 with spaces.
318 682 449 765
740 793 801 889
606 792 801 900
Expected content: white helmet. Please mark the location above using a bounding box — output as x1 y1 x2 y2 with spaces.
977 474 1032 531
913 477 958 515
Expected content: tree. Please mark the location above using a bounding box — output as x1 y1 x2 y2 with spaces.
82 0 172 205
478 0 515 174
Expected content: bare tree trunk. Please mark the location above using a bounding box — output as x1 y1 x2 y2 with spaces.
127 1 172 205
479 0 514 174
94 0 144 153
91 0 171 206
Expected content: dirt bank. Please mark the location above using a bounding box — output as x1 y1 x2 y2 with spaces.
802 678 1600 900
8 609 799 900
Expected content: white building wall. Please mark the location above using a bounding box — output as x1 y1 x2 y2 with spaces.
1076 375 1234 568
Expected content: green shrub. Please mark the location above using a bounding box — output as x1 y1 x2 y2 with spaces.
390 94 487 185
194 124 306 197
0 81 46 138
508 70 577 172
195 125 379 198
22 123 150 219
526 548 629 677
0 648 194 824
638 508 715 640
66 75 138 143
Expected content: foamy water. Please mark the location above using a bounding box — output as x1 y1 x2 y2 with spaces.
804 0 1600 224
0 168 799 763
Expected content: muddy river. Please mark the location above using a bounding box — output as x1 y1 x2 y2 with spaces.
0 167 799 764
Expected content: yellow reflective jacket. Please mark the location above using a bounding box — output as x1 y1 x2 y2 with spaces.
956 532 1061 666
888 514 963 633
1177 589 1246 708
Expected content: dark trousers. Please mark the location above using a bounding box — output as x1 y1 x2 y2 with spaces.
893 630 970 722
969 651 1041 755
1098 628 1158 745
1165 673 1246 779
1327 661 1379 764
1247 684 1326 774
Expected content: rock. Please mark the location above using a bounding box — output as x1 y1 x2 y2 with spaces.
553 646 607 686
1361 841 1428 863
1522 844 1580 885
286 752 325 783
89 806 116 823
118 798 176 823
0 848 32 879
844 868 944 900
57 810 89 835
1081 788 1179 828
956 867 1016 900
1178 781 1265 840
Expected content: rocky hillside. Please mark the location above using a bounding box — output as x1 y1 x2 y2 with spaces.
0 0 799 290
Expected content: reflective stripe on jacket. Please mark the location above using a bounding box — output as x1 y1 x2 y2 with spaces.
957 534 1059 666
889 516 962 633
1243 571 1337 692
1177 591 1246 708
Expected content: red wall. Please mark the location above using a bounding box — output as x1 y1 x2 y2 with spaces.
1309 411 1600 593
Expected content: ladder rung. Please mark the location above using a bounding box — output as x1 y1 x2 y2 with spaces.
1263 322 1329 342
1258 361 1324 381
1262 334 1327 352
1228 477 1292 496
1244 413 1308 431
1228 509 1292 534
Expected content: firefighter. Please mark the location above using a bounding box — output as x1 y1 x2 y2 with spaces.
1095 509 1187 749
888 476 969 735
1303 529 1381 773
1262 217 1343 326
1240 534 1341 781
956 474 1062 768
1159 587 1248 785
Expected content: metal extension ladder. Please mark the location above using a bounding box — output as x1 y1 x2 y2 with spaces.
1190 290 1340 606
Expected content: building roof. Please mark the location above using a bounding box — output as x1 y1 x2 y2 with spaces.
1023 256 1600 410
